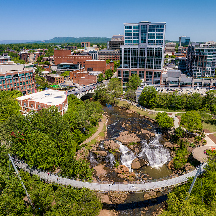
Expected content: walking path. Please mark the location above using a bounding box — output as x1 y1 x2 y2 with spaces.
12 99 211 192
121 99 216 163
192 132 216 163
81 115 107 146
15 159 206 192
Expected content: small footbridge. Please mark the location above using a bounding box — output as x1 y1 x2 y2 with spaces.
14 158 206 192
76 89 95 100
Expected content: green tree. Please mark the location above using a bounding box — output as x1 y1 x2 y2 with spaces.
107 78 123 98
180 111 203 133
60 71 70 77
185 93 203 111
203 90 216 114
138 86 157 108
0 91 21 124
125 89 136 102
97 73 104 83
156 112 174 131
126 74 141 90
36 55 44 63
35 75 49 89
114 60 120 71
93 84 115 105
105 69 113 79
106 59 110 64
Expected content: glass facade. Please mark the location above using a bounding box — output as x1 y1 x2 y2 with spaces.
120 21 165 86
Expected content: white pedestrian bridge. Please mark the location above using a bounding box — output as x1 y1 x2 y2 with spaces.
15 160 206 192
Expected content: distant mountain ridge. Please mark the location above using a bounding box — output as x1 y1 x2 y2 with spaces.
39 37 111 44
0 40 37 44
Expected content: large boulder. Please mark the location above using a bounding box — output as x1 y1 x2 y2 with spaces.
116 131 141 144
131 158 141 169
114 165 135 180
167 159 174 170
92 151 107 157
141 129 155 138
131 158 148 169
104 140 120 151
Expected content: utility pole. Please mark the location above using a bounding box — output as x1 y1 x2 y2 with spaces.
8 154 34 209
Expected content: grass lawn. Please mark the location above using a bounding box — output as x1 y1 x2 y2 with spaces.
117 100 157 119
175 113 185 117
202 122 216 133
85 118 107 151
81 124 99 144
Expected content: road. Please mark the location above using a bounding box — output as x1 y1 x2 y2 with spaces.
66 80 108 97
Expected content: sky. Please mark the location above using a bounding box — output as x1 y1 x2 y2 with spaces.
1 0 216 42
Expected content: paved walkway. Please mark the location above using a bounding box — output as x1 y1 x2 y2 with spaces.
15 159 206 192
193 133 216 163
122 99 216 163
81 115 107 146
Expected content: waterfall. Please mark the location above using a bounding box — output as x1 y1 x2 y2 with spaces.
106 152 115 167
117 141 136 172
138 134 171 168
89 152 98 167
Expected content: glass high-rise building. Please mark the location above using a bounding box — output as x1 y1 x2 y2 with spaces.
118 21 166 87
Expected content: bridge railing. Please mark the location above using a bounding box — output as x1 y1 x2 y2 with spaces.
13 156 207 192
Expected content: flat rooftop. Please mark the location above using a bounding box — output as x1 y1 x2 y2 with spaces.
17 89 67 106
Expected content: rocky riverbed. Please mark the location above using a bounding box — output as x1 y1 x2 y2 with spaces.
85 106 174 183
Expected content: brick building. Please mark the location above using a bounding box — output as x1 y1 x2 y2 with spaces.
46 74 64 84
70 70 97 85
98 49 120 61
84 60 114 73
107 35 124 50
17 89 68 115
0 64 35 94
81 42 90 48
19 51 29 62
54 50 92 65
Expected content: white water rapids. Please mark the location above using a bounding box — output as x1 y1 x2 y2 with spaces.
139 134 171 168
117 134 171 171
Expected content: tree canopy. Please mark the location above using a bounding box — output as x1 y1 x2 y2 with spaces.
180 111 203 133
138 86 157 109
155 112 174 130
105 69 113 79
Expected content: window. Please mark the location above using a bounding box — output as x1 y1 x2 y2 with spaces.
154 72 161 78
146 71 153 82
125 40 132 44
123 78 129 82
123 71 129 78
125 26 132 29
148 33 155 39
131 71 137 75
139 71 144 79
24 103 26 106
125 33 132 36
